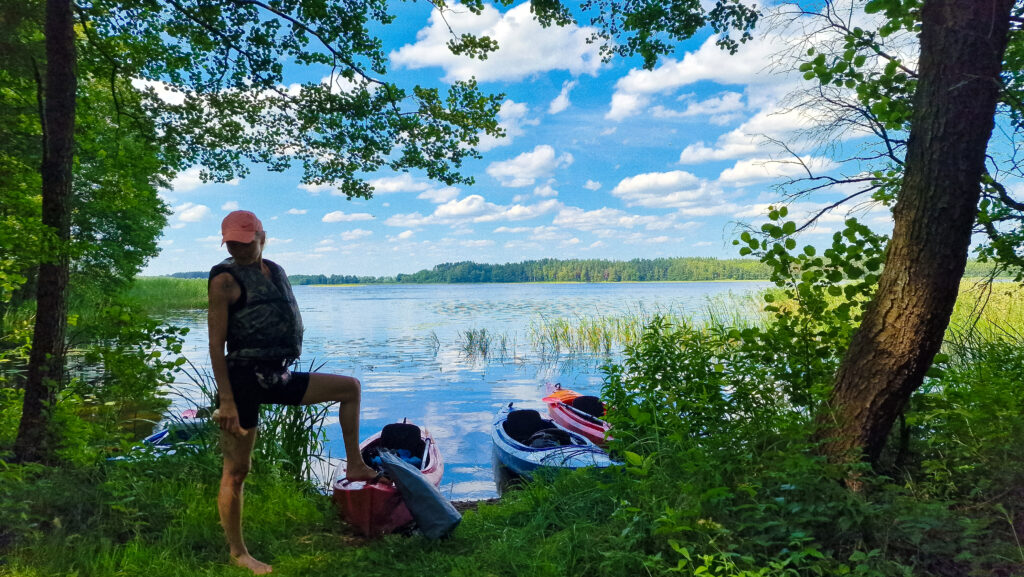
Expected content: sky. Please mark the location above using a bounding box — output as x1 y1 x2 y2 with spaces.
144 1 900 277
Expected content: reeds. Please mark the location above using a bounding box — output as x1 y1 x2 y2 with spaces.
128 277 207 312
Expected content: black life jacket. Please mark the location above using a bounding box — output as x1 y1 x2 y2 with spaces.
209 258 303 362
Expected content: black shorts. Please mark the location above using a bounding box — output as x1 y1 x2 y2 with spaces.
223 361 311 430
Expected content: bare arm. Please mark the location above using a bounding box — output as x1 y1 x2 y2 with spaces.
208 272 246 436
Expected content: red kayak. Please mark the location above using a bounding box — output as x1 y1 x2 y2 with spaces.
332 421 443 536
542 383 612 446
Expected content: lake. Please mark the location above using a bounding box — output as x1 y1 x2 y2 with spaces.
165 281 769 500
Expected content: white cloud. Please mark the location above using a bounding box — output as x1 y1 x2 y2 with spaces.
222 201 240 211
678 106 820 164
583 180 602 191
286 208 307 215
323 211 374 223
606 34 794 121
486 145 573 187
534 183 558 197
299 182 333 195
397 230 415 240
387 196 560 227
477 99 540 152
718 156 839 187
610 170 731 211
548 80 577 114
168 167 205 192
692 241 714 247
553 206 676 232
174 202 211 223
461 239 495 248
340 229 373 241
390 3 603 83
318 238 335 246
369 173 431 194
132 78 188 106
417 187 460 203
651 92 745 125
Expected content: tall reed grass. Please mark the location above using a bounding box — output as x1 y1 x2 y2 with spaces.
129 277 207 312
528 293 767 356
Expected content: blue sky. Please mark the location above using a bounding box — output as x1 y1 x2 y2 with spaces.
144 2 900 277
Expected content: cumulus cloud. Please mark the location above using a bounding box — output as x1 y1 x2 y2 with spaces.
286 208 307 215
718 156 838 187
583 180 602 191
299 182 333 195
553 206 677 232
486 145 573 187
387 196 560 227
396 230 415 240
606 34 795 121
609 170 732 211
221 201 240 211
369 173 431 194
323 211 374 223
477 99 540 152
534 183 558 197
678 106 820 164
651 91 745 125
341 229 373 241
174 202 211 223
417 187 460 203
390 3 603 83
548 80 577 114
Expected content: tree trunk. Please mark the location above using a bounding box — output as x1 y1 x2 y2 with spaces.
14 0 77 463
823 0 1014 464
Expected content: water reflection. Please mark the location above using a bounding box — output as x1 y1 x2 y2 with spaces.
164 281 767 500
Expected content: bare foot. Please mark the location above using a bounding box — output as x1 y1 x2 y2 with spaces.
232 553 272 575
345 460 379 482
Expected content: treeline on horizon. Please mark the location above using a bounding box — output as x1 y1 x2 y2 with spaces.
165 257 1007 284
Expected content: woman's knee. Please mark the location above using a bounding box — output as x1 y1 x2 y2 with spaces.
222 461 251 487
338 376 360 402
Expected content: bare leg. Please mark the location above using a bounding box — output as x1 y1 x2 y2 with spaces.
301 373 377 481
219 427 272 575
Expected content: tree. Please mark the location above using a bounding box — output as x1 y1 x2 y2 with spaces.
14 0 78 463
12 0 503 462
824 0 1016 461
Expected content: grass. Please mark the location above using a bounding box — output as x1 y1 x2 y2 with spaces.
0 451 625 577
128 277 207 313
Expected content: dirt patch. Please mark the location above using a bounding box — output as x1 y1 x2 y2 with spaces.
452 498 500 513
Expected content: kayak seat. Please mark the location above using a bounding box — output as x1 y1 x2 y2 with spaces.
570 396 605 418
380 422 426 457
503 409 558 444
527 427 573 448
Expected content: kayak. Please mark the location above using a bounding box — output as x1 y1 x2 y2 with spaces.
542 383 612 446
491 403 619 479
332 421 444 536
109 408 209 460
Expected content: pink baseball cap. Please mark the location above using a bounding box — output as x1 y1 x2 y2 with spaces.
221 210 263 244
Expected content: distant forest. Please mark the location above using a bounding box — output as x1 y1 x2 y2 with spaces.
167 257 1006 284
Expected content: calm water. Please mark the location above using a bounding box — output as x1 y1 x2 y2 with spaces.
165 281 768 500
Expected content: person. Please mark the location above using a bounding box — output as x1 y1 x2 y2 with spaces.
208 210 377 575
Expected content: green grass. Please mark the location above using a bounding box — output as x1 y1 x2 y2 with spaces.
128 277 208 312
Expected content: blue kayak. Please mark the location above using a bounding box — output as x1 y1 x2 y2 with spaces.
491 403 620 478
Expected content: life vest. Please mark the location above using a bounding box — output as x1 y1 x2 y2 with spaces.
209 258 303 362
